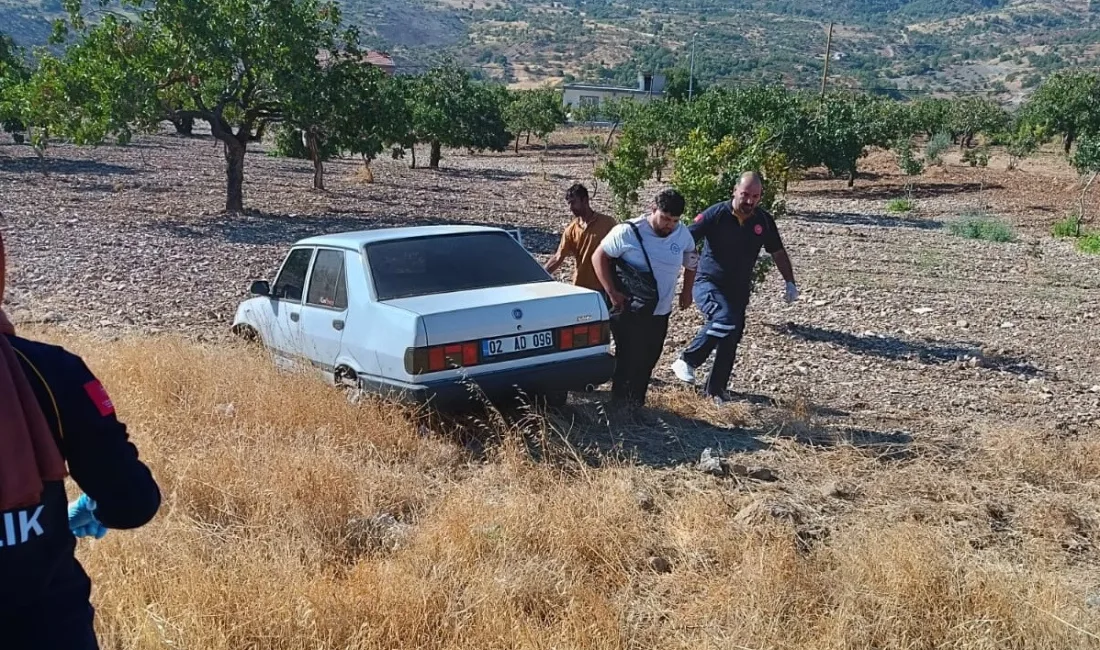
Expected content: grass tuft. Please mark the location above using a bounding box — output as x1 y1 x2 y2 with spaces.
1052 214 1082 239
1077 233 1100 255
887 197 915 213
949 212 1016 243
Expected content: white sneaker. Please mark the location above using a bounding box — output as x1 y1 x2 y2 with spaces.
671 359 696 384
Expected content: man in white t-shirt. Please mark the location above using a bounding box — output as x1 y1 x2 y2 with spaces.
592 188 699 406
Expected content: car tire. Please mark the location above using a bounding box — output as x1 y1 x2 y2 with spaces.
232 324 259 343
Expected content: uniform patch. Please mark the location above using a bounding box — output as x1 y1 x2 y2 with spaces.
754 224 764 235
694 213 705 223
83 380 115 417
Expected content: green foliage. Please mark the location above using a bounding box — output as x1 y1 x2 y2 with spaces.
504 86 565 151
405 62 510 168
949 212 1016 242
1077 233 1100 255
670 129 742 217
661 66 705 101
887 197 915 213
1021 70 1100 154
961 143 990 167
1051 214 1081 238
593 128 654 219
1071 133 1100 176
281 49 408 187
0 33 28 137
910 98 954 139
894 137 925 176
809 91 898 187
273 124 312 159
925 132 952 165
1005 120 1045 170
949 97 1009 148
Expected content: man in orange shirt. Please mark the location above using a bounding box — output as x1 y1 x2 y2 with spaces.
544 183 617 299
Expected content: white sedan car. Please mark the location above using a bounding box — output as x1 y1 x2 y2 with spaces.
232 225 615 408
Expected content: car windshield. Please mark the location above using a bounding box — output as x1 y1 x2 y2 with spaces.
367 231 553 300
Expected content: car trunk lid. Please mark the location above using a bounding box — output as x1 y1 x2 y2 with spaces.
383 282 605 346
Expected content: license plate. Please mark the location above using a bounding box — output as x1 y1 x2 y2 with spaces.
482 330 555 357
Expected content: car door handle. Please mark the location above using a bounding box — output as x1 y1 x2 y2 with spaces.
332 319 344 331
290 312 300 322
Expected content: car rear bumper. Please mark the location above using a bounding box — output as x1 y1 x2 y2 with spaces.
359 353 616 409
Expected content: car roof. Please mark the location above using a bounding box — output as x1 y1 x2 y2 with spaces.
293 225 507 250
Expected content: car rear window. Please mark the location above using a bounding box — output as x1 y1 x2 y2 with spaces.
367 232 552 300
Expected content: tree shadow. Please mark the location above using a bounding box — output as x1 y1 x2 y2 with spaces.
0 157 138 176
772 322 1040 375
795 181 999 201
417 166 530 182
767 418 916 461
790 210 944 230
151 210 562 253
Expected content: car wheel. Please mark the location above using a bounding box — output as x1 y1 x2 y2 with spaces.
232 324 259 343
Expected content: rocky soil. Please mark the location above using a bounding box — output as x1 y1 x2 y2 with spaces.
2 125 1098 451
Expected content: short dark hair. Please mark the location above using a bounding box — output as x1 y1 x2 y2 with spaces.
565 183 589 201
654 188 685 217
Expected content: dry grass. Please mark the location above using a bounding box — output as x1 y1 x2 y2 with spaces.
27 329 1100 649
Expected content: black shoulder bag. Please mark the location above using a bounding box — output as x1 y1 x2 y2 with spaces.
611 221 659 316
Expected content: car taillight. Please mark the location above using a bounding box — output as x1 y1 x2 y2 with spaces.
405 341 481 375
559 322 610 350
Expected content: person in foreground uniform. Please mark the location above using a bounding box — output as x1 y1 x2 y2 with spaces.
0 232 161 649
671 171 800 403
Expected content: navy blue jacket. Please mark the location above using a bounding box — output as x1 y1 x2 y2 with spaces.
689 201 785 307
0 334 161 622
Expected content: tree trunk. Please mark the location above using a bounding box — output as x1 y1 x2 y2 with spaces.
306 131 324 191
1079 171 1097 236
515 132 521 154
410 144 416 169
172 114 193 136
847 163 856 188
1064 130 1076 155
525 130 531 145
429 140 442 169
224 139 246 213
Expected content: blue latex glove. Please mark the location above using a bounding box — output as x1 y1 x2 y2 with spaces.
68 494 108 539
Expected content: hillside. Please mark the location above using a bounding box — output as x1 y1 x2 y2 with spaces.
4 0 1099 102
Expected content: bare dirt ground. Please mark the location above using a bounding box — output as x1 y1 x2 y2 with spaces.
3 125 1100 644
2 125 1098 446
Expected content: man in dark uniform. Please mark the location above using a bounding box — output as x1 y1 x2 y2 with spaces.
671 171 800 403
0 233 161 649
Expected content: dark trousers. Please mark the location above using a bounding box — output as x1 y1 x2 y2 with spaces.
681 279 748 397
6 602 98 650
610 310 670 406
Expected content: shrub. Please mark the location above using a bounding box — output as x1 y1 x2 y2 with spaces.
949 212 1016 242
925 132 952 165
887 197 915 213
961 144 990 168
1077 233 1100 254
1051 214 1082 238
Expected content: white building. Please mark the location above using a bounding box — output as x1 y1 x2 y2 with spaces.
562 73 667 111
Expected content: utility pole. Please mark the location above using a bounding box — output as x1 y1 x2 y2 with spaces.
820 21 834 100
688 32 698 100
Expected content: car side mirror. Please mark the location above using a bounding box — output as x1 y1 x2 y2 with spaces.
249 280 271 297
